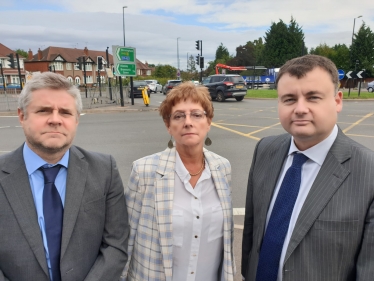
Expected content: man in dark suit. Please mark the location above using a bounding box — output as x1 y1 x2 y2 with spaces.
0 72 129 281
242 55 374 281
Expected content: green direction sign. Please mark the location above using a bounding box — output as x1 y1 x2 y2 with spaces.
116 47 135 63
112 45 137 77
116 64 136 76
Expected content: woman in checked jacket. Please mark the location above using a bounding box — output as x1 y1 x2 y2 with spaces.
121 82 235 281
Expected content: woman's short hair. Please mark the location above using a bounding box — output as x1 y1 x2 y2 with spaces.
159 82 214 125
18 72 83 116
276 54 339 91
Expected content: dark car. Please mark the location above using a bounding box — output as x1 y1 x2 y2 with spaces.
202 74 247 102
127 80 150 98
162 80 182 95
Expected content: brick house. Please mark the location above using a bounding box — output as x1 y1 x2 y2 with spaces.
0 43 26 85
25 46 153 85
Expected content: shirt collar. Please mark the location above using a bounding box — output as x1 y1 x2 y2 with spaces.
23 142 70 175
175 151 211 182
289 124 338 166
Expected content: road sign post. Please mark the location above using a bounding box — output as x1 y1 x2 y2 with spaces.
112 46 137 106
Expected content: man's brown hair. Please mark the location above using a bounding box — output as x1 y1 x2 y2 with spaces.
276 55 339 91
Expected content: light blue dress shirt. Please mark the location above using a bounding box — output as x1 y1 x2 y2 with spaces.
23 143 69 281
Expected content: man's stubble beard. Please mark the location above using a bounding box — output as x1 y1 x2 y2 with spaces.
26 135 72 156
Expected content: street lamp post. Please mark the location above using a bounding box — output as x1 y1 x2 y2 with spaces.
351 15 362 64
123 6 128 46
120 5 128 106
177 37 180 79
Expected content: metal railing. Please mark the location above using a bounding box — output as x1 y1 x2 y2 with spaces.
0 86 130 112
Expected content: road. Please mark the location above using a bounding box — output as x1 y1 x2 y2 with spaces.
1 94 374 280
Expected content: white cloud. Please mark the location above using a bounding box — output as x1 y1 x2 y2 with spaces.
1 0 373 68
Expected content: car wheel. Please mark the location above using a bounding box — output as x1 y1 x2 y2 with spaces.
235 96 244 101
368 87 374 93
216 91 225 102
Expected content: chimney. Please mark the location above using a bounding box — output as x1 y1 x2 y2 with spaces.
28 49 33 60
37 48 42 60
83 47 88 56
145 61 148 67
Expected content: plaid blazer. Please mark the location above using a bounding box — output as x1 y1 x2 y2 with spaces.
121 147 236 281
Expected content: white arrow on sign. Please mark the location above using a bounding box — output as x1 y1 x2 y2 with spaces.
346 71 352 79
357 71 363 78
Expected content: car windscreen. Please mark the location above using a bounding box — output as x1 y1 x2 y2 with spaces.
169 81 181 85
145 81 152 84
133 81 147 87
228 76 245 83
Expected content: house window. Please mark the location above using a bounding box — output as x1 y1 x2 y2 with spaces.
66 63 72 70
146 70 151 76
86 76 93 83
85 64 92 71
51 62 63 71
11 76 20 83
74 63 80 70
67 77 73 84
75 77 81 85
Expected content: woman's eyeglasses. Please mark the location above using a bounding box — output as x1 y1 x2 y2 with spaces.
170 110 206 122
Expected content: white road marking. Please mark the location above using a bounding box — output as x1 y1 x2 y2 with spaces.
0 126 11 129
233 208 246 216
0 116 18 118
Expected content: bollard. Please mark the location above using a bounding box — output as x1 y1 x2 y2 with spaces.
142 88 150 107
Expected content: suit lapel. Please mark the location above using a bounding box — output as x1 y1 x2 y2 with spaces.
284 130 351 262
60 146 88 259
0 146 49 276
154 148 176 279
256 137 290 248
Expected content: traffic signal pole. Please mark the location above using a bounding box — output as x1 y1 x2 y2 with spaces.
200 40 203 83
106 47 112 100
15 54 23 90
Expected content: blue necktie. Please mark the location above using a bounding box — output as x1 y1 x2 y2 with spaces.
40 165 63 281
256 153 308 281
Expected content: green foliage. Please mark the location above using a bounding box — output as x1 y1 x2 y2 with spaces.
15 49 28 58
350 22 374 77
262 17 305 67
310 43 350 71
154 64 178 78
187 54 197 72
215 43 230 61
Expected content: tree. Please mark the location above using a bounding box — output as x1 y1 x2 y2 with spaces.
350 22 374 77
15 49 28 58
310 43 350 71
215 43 230 61
154 64 177 78
262 17 305 67
187 55 197 73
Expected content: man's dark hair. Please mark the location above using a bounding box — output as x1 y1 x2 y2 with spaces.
276 55 339 91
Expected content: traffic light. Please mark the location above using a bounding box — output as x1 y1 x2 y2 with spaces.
76 57 83 70
98 56 103 70
7 53 15 69
196 54 200 65
199 56 204 68
195 40 200 50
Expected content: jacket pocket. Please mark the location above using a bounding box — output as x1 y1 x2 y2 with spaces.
84 196 105 212
173 210 184 247
314 219 359 232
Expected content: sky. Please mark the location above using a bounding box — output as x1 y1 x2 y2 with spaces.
1 0 373 70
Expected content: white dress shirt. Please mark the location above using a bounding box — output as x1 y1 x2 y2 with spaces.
265 125 338 281
172 152 224 281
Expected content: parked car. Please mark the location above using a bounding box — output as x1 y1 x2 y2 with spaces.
367 81 374 93
127 80 150 98
162 80 182 95
202 74 247 102
0 83 21 89
145 80 162 93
